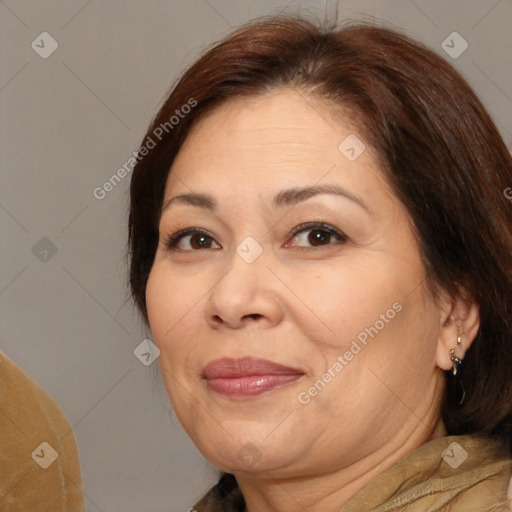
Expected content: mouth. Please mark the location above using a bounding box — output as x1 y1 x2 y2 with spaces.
202 357 305 399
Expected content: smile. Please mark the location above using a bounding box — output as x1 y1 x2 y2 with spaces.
202 357 305 398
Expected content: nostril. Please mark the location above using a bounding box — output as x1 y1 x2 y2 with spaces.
244 314 262 321
210 313 263 327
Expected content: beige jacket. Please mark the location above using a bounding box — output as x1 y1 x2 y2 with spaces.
0 352 85 511
194 434 512 512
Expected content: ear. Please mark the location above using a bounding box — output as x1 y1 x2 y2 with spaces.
436 292 480 371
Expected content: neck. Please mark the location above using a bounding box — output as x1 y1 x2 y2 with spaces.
237 399 447 512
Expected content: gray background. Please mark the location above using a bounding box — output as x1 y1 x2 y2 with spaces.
1 0 511 511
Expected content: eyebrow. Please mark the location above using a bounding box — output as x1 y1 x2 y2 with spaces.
161 183 369 213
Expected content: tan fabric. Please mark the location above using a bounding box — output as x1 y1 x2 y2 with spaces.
340 434 512 512
194 434 512 512
0 352 85 511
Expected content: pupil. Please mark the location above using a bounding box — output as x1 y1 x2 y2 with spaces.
192 234 209 248
310 229 329 245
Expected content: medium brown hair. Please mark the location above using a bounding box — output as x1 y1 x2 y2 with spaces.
128 15 512 473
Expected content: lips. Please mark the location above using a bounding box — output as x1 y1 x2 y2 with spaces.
202 357 304 398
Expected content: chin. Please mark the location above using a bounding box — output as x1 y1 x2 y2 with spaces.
194 427 302 475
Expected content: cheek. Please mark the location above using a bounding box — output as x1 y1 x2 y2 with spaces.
146 265 199 336
297 296 435 437
145 266 199 374
287 258 404 349
145 269 170 338
146 267 202 412
294 254 436 399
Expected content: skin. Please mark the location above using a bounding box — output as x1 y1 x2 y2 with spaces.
145 89 480 512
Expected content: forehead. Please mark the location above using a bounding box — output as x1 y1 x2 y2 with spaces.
164 90 384 197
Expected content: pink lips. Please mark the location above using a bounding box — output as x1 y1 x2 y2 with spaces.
202 357 304 398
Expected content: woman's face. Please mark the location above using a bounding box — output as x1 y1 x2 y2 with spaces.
146 90 446 477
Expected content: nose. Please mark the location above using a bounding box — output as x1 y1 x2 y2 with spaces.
204 250 284 330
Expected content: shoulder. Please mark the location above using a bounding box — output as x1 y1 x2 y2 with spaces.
0 352 85 511
342 434 512 512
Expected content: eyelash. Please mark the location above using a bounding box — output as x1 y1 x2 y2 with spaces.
163 222 348 251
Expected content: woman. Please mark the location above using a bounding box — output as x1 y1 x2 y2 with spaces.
128 16 512 511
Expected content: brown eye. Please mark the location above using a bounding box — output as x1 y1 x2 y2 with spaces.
188 233 215 249
165 229 221 251
308 229 332 246
286 222 348 248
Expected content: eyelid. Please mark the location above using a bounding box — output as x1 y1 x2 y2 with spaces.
163 227 220 251
284 222 348 247
163 222 348 251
